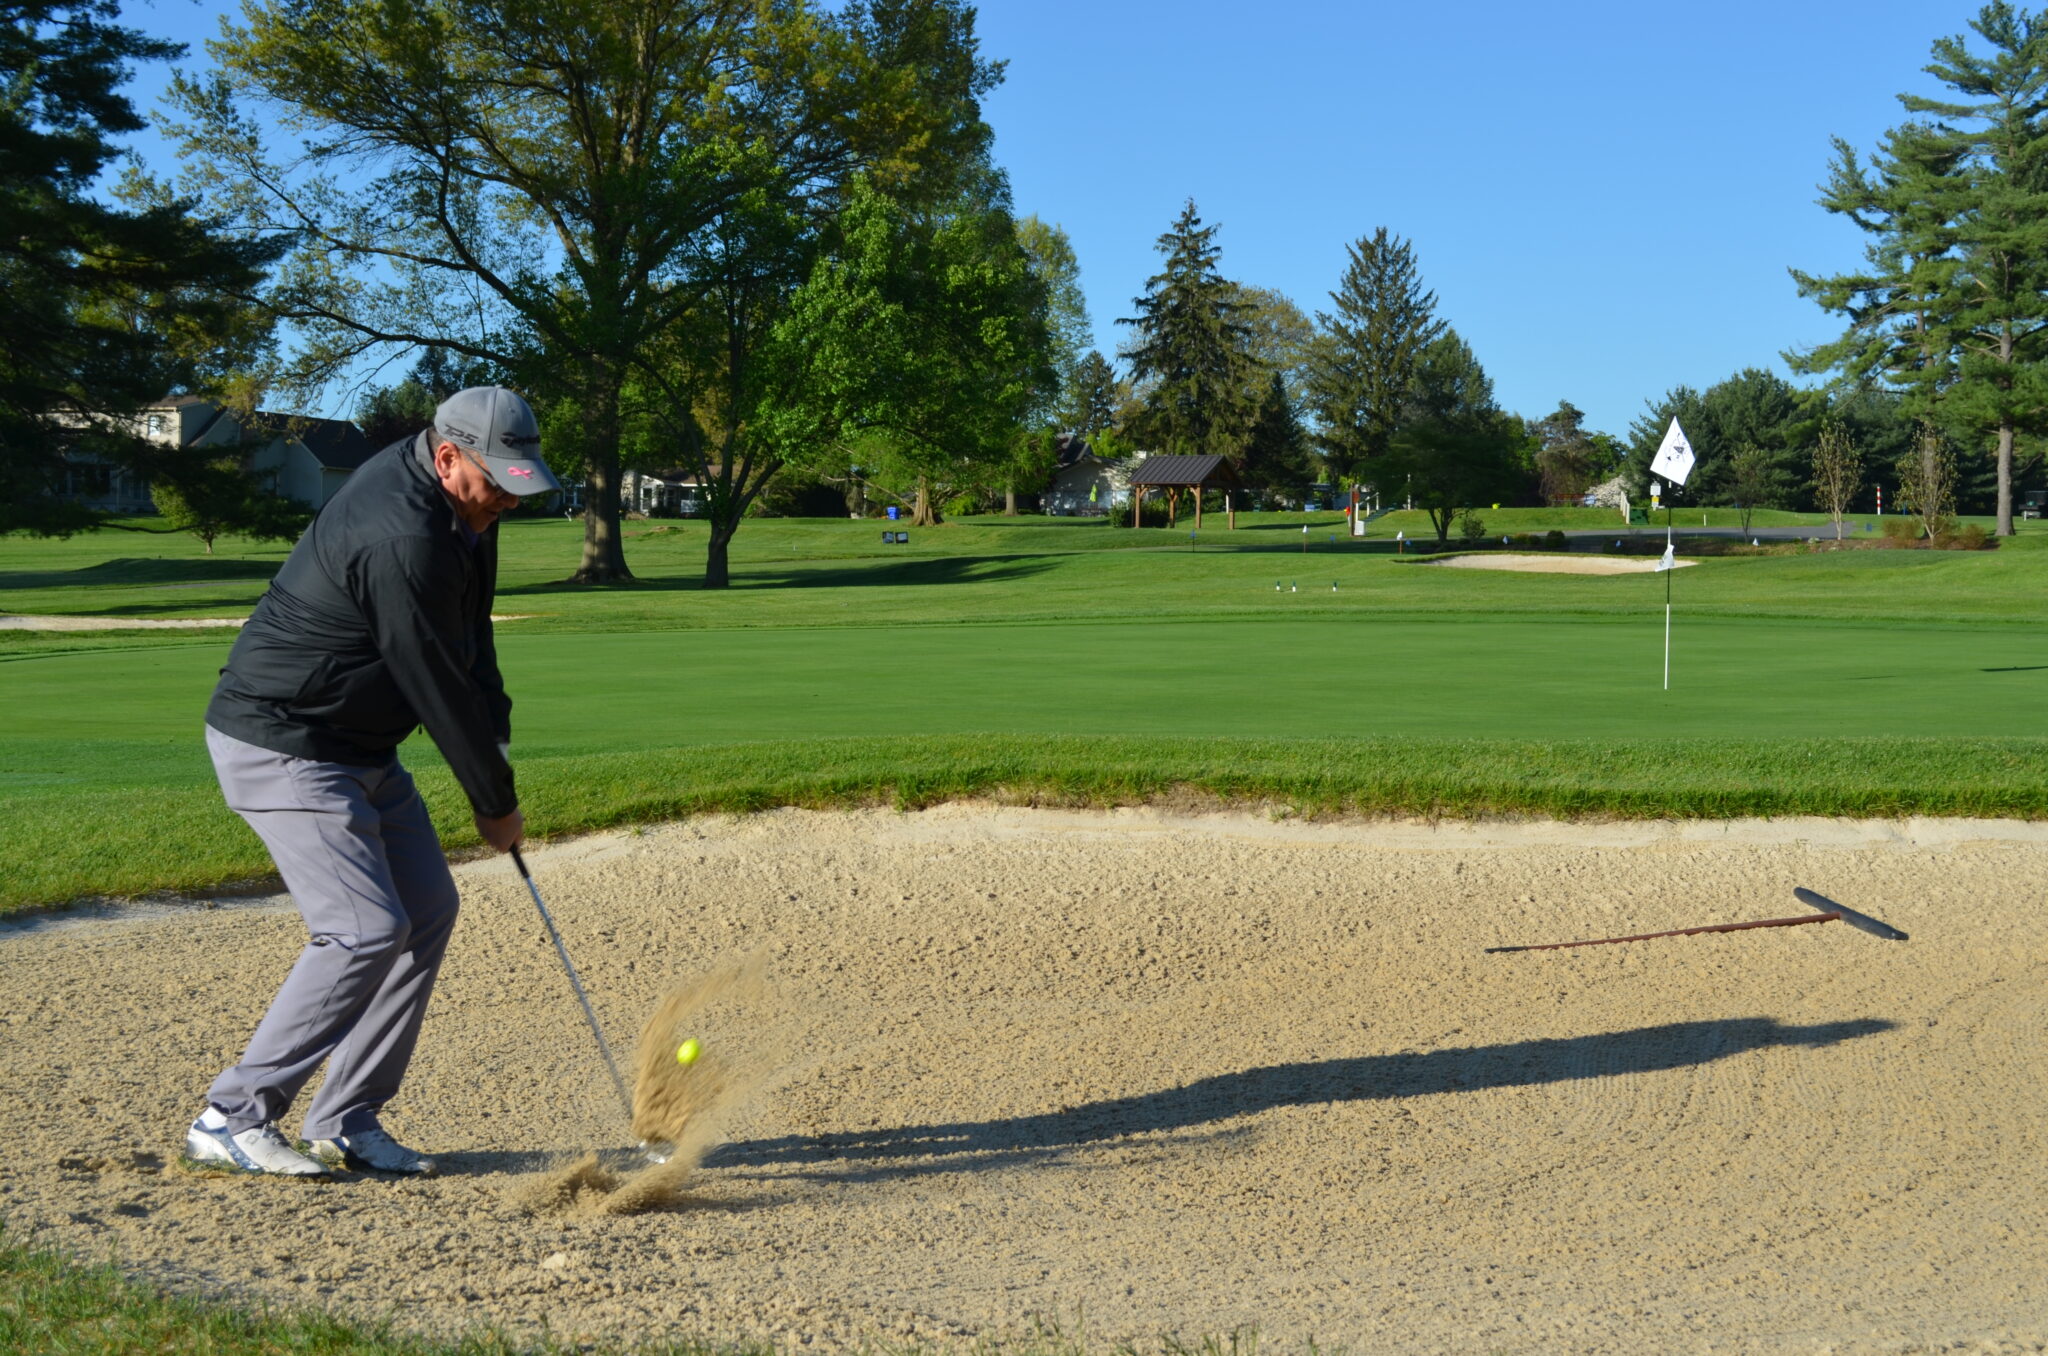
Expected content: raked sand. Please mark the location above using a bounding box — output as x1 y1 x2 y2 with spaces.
1 806 2042 1354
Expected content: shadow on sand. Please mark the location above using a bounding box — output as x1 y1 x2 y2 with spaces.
717 1016 1892 1182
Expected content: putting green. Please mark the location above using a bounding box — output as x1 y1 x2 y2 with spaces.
6 615 2045 792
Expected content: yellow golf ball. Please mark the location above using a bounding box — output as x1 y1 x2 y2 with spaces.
675 1038 701 1067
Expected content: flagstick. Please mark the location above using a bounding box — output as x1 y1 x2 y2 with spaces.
1663 505 1673 690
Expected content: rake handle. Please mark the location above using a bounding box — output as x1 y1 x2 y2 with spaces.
1485 911 1838 954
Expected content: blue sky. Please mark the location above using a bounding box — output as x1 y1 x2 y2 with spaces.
118 0 1994 434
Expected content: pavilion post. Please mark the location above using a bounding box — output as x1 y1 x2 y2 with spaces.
1227 491 1235 529
1194 487 1202 531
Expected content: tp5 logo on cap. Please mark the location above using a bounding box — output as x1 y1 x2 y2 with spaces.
432 386 561 496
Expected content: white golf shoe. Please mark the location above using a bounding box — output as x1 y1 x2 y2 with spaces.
308 1129 437 1176
184 1109 329 1177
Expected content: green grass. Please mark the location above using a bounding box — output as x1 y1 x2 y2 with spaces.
3 514 2045 912
0 1228 758 1355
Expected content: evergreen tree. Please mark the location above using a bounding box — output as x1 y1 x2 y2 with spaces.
1792 4 2048 536
1907 4 2048 535
1119 200 1256 459
1061 350 1123 439
1 0 280 534
1307 228 1446 484
1627 370 1807 507
1241 371 1311 493
1530 401 1614 503
1382 331 1521 543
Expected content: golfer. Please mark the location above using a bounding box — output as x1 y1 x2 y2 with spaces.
185 386 560 1177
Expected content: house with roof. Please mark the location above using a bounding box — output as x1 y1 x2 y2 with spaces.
1040 433 1135 516
60 397 378 515
621 466 711 517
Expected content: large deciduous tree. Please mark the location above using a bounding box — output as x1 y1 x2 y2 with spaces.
170 0 998 582
1119 200 1256 460
779 177 1054 527
1 0 279 534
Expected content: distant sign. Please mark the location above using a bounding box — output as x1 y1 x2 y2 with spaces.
1649 417 1696 487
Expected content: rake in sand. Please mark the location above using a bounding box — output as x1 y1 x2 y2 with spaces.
1485 887 1908 954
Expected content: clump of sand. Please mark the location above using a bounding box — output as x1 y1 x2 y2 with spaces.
518 957 782 1217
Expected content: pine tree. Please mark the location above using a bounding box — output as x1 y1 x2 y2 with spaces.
1307 228 1446 483
1062 350 1123 440
1 0 280 534
1118 200 1255 459
1531 401 1606 503
1907 4 2048 535
1383 331 1520 543
1241 372 1310 493
1792 4 2048 536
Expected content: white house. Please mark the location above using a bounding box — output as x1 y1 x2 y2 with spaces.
59 397 378 515
1042 452 1134 516
621 466 709 516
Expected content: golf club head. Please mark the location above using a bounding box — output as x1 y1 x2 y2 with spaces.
1794 887 1909 942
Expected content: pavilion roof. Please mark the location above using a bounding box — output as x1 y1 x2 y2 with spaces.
1127 454 1241 488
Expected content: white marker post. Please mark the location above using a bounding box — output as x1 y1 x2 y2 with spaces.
1648 417 1697 690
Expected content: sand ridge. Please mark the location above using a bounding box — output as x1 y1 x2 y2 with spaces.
1 806 2043 1353
1420 552 1698 574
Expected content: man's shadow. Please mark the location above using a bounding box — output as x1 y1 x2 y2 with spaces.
716 1016 1892 1183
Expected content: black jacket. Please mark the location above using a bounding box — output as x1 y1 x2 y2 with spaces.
206 433 517 817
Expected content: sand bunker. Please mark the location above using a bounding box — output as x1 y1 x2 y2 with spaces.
1 806 2043 1353
1423 552 1697 574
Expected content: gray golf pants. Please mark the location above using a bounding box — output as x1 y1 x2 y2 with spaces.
204 724 460 1139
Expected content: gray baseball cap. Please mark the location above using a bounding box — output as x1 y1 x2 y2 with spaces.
433 386 561 496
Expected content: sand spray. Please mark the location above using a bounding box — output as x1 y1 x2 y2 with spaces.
518 953 788 1216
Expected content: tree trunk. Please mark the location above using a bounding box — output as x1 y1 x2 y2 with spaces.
1003 485 1016 516
1997 422 2014 537
704 525 735 589
570 382 633 583
912 477 940 526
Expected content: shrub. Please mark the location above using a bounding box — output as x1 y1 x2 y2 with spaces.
1544 530 1569 550
1953 522 1991 550
1457 510 1487 542
1880 516 1919 543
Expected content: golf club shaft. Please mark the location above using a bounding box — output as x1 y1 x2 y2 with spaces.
511 846 634 1119
1486 911 1838 953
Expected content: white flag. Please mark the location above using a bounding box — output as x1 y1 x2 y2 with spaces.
1649 417 1696 486
1654 543 1676 572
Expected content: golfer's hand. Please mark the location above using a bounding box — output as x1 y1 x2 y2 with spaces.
476 808 524 853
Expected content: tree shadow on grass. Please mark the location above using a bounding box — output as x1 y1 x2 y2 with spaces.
0 557 280 594
501 553 1058 596
716 1016 1892 1183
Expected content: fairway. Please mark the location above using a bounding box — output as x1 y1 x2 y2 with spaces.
8 615 2048 775
5 519 2047 911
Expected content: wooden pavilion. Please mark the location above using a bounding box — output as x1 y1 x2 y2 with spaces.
1127 454 1244 529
